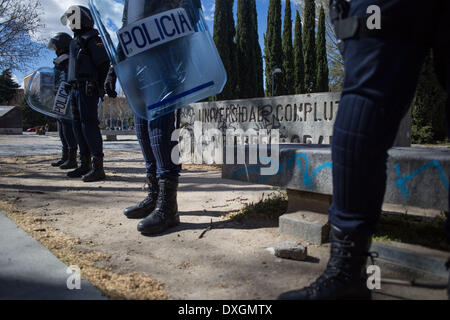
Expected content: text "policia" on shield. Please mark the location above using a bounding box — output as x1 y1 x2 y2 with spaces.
117 8 194 58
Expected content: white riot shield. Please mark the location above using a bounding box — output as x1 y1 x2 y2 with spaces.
25 67 73 120
89 0 227 121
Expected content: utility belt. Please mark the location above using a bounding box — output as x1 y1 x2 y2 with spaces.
71 80 103 98
330 0 433 49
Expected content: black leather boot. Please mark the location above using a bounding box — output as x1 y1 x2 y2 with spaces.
137 179 179 235
278 225 373 300
82 156 106 182
59 148 78 169
51 148 68 167
67 154 91 178
124 173 159 219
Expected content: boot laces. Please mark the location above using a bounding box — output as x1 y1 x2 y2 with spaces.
304 238 377 295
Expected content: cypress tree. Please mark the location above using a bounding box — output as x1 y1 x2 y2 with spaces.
282 0 295 95
264 0 283 96
213 0 236 101
236 0 252 98
303 0 316 93
315 6 329 92
250 0 264 98
293 10 305 94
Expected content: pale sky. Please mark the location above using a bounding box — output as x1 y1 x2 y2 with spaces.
16 0 300 88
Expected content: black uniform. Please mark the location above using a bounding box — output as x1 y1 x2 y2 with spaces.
48 32 78 169
62 5 110 182
68 29 109 159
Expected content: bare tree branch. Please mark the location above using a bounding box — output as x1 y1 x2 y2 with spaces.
0 0 45 72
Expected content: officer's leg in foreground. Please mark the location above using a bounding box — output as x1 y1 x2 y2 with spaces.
125 113 181 235
123 115 160 220
279 0 449 300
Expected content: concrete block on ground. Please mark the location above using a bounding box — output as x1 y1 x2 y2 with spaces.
279 211 330 245
279 189 331 243
274 241 308 261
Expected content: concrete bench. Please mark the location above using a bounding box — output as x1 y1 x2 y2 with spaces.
222 144 450 244
101 130 136 141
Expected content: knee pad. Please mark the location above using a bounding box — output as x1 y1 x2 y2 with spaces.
331 94 402 216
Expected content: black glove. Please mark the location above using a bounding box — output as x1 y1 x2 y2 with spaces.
64 83 72 94
104 66 118 98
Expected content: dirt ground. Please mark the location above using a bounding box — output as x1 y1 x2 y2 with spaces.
0 152 447 300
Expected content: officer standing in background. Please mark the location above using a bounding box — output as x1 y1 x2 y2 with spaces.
279 0 450 300
105 0 201 235
48 32 78 170
60 5 111 182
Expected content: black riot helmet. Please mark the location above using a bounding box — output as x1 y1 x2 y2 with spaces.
48 32 72 53
60 5 94 31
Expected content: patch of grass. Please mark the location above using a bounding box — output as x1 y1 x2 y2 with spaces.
375 212 450 251
227 187 288 221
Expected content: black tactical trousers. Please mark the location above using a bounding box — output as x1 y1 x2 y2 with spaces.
71 85 104 158
329 0 450 239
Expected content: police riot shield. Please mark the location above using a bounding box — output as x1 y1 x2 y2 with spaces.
89 0 227 121
25 68 73 121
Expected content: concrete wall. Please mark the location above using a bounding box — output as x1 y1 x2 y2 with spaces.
180 92 341 145
178 92 412 163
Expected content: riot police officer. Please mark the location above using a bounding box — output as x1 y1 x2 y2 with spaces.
48 32 78 170
60 5 110 182
104 0 201 235
278 0 450 300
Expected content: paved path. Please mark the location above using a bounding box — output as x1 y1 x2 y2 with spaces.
0 211 106 300
0 133 140 157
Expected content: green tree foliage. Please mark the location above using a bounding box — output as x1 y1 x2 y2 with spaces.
303 0 316 92
213 0 237 101
236 0 264 99
315 6 329 92
0 69 20 104
293 10 305 94
264 0 283 96
411 52 447 144
281 0 295 95
250 0 264 98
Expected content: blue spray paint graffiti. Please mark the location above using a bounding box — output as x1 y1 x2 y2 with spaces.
231 152 449 199
230 153 332 191
394 160 449 197
286 154 332 190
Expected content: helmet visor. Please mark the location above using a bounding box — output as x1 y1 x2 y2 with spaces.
48 39 57 51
